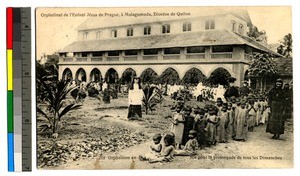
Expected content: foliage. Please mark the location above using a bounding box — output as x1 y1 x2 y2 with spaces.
207 68 232 86
37 80 82 134
159 68 180 84
247 25 267 44
248 53 278 77
140 68 158 84
120 68 136 84
103 89 111 103
142 86 164 115
182 68 206 85
277 33 292 58
87 86 99 98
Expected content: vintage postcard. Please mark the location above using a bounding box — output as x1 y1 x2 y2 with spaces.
35 7 293 169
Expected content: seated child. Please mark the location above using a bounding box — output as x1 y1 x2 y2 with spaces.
148 134 175 163
174 130 198 156
139 133 162 161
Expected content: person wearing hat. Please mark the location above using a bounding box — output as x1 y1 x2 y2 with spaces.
266 78 286 139
127 77 144 120
224 78 239 101
239 81 251 98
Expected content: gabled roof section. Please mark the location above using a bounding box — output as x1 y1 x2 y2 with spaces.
59 29 282 56
273 57 293 76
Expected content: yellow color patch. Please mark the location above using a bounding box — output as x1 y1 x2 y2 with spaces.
7 50 13 90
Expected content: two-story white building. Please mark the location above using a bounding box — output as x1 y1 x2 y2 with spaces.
58 10 280 86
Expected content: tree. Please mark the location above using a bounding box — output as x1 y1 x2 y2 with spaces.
248 53 278 92
277 33 292 58
159 68 180 84
142 86 164 115
37 80 82 135
182 68 206 85
247 25 268 44
207 68 232 86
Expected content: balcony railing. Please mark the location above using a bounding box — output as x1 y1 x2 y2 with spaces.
107 56 119 61
63 57 73 62
211 52 233 59
142 55 158 60
76 57 88 62
124 56 138 61
186 53 205 59
91 57 103 62
163 54 180 60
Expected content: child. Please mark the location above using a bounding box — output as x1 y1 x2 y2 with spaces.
247 99 256 132
170 105 185 149
193 107 207 149
148 134 175 163
217 103 229 143
174 130 198 156
226 102 234 139
215 97 223 115
139 133 162 161
206 107 220 146
182 106 195 146
234 99 248 141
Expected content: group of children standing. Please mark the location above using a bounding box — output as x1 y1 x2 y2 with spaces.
139 94 271 163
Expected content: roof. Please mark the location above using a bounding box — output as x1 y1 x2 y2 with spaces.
76 8 251 31
273 57 293 76
59 29 280 56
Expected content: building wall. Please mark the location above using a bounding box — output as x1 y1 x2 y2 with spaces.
77 15 249 41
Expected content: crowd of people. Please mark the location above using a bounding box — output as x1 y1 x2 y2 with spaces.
138 78 293 163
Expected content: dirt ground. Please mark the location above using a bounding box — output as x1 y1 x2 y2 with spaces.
37 95 294 169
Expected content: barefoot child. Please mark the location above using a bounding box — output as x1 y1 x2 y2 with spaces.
174 130 198 156
217 103 229 143
148 134 175 163
193 107 207 149
171 106 185 149
139 133 162 161
206 107 220 146
234 99 248 141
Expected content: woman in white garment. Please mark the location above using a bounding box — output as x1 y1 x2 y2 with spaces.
127 77 144 120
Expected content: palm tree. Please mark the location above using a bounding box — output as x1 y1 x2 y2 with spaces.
37 79 82 134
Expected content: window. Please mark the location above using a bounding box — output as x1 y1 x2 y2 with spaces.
238 24 244 34
205 20 215 30
162 24 170 34
81 52 89 57
111 29 117 38
125 50 138 56
183 22 192 32
59 53 67 57
187 46 205 53
96 31 101 39
212 46 233 53
83 32 88 40
127 28 133 37
143 49 158 55
164 47 181 55
91 52 103 57
144 26 151 35
232 21 236 31
108 51 119 56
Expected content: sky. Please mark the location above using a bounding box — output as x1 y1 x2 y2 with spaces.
36 6 292 59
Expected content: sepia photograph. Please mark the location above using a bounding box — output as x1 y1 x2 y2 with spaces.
35 6 293 169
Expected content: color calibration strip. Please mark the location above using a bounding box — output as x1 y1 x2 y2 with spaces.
7 7 31 172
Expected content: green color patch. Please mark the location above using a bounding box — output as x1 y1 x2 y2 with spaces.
7 91 13 133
